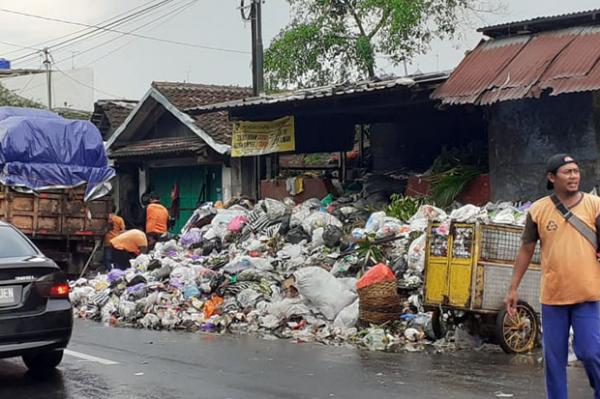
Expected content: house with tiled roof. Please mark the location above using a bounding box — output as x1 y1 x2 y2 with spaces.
90 99 138 141
106 81 252 232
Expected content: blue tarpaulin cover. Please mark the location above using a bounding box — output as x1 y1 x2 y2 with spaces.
0 106 60 122
0 108 115 201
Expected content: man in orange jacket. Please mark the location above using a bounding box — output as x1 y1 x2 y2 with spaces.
103 203 125 269
146 192 169 240
110 229 148 270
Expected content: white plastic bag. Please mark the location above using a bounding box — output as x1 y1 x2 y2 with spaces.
293 267 357 320
449 204 484 223
268 297 310 320
407 234 427 274
365 211 386 233
333 299 359 330
408 205 448 232
301 212 343 235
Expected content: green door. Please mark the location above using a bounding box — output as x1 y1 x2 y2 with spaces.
149 165 222 233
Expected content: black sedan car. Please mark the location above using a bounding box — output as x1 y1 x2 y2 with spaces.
0 221 72 372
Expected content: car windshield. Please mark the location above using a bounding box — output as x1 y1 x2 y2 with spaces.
0 226 38 258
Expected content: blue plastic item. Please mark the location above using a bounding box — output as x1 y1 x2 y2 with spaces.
0 115 115 200
0 106 59 122
0 59 11 70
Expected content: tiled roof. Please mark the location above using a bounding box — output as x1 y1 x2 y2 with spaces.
151 82 252 145
91 100 137 138
110 136 206 158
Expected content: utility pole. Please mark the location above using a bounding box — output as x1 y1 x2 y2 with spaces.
242 0 264 95
241 0 266 199
42 48 52 110
251 0 264 95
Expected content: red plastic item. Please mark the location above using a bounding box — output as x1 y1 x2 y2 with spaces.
356 263 396 290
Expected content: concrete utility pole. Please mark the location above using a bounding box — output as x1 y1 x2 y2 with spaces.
42 48 52 110
242 0 264 95
240 0 266 200
251 0 264 95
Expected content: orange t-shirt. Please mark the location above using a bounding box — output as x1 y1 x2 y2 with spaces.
104 214 125 247
110 229 148 255
146 203 169 234
526 193 600 305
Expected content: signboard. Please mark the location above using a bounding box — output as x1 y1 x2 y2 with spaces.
231 116 295 157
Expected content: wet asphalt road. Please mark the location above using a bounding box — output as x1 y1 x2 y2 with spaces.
0 319 594 399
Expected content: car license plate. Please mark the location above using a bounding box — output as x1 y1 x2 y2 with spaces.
0 286 16 306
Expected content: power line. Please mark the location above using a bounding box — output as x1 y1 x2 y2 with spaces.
10 0 177 63
80 0 201 67
1 7 249 56
14 1 200 99
1 0 168 59
55 67 121 99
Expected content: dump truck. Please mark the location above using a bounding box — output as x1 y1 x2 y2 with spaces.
0 106 115 275
0 186 111 274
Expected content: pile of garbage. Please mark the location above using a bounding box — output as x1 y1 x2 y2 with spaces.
70 196 531 352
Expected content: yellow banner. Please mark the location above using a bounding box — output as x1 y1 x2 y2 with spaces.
231 116 295 157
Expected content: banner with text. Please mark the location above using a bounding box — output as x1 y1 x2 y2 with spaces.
231 116 295 157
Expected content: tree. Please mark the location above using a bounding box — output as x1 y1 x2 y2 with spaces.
0 82 45 109
265 0 495 88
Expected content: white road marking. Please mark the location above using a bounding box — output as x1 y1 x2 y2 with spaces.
64 349 119 365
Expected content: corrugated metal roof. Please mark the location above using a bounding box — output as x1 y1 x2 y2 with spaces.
480 8 600 38
185 72 449 115
110 137 206 159
432 26 600 105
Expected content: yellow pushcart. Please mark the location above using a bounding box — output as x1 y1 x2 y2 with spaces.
423 222 542 353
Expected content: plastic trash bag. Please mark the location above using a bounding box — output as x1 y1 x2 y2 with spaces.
263 198 287 220
356 263 396 289
301 212 343 235
333 299 359 330
449 204 484 223
293 267 357 320
268 297 310 320
227 215 248 232
407 234 427 274
408 205 448 231
365 211 387 233
180 228 203 248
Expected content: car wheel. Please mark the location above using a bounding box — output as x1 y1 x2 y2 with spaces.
22 350 64 372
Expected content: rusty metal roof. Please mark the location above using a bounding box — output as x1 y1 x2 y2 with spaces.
185 72 449 115
480 8 600 38
432 26 600 105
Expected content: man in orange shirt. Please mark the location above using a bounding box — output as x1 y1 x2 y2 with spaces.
110 229 148 270
103 204 125 269
146 192 169 240
505 154 600 399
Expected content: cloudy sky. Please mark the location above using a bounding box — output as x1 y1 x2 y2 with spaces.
0 0 599 101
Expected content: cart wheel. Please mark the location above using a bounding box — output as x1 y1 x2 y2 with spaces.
496 300 539 354
431 308 446 339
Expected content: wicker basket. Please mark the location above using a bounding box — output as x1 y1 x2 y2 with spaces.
359 309 399 325
357 280 402 325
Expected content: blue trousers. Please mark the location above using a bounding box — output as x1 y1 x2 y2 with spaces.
542 302 600 399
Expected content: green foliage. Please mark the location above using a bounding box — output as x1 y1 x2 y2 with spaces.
266 0 487 88
386 194 423 222
0 82 45 109
356 234 386 267
426 165 480 207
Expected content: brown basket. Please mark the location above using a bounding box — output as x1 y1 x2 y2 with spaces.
360 300 402 313
359 308 399 325
358 280 397 299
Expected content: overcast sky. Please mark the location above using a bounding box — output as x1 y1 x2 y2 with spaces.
1 0 599 101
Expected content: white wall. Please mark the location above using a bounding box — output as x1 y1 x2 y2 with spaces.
0 68 94 111
221 166 232 202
